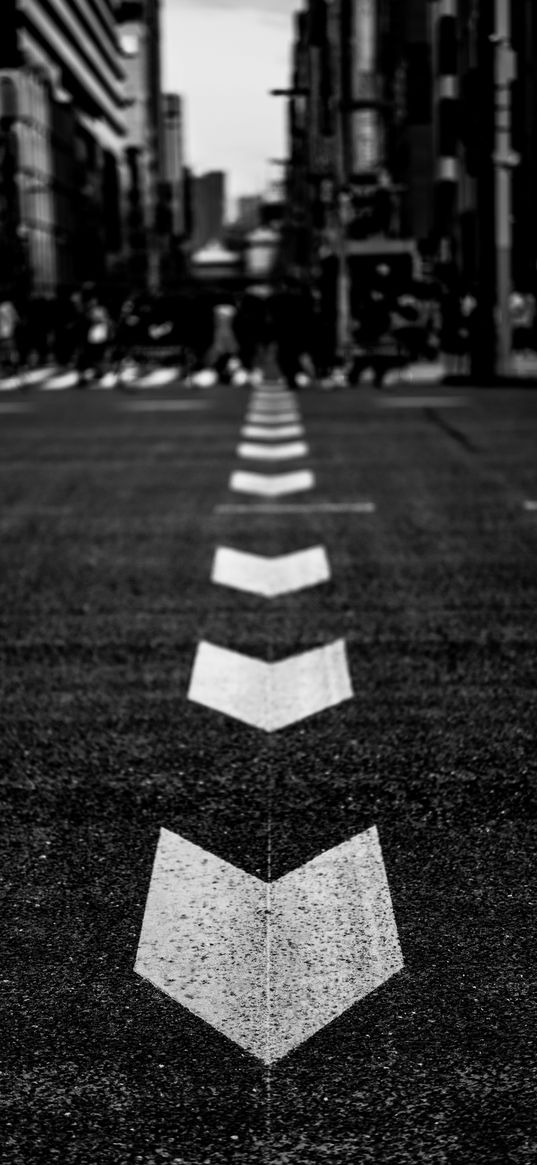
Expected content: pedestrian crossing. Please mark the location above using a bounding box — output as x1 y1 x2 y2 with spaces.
0 363 183 393
0 359 449 395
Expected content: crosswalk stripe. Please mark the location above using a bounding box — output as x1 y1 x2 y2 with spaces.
135 368 181 388
0 375 25 391
41 371 80 390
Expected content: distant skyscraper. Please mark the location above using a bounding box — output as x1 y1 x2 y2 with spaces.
161 94 185 236
235 196 262 232
116 0 163 286
192 172 226 251
0 0 125 291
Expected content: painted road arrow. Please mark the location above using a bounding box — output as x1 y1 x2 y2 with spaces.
247 410 300 424
252 393 294 404
251 398 296 408
237 441 309 461
212 546 331 597
230 470 315 497
135 826 403 1064
241 424 305 441
188 639 352 730
250 406 300 418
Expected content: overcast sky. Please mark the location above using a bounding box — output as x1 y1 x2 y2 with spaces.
162 0 301 210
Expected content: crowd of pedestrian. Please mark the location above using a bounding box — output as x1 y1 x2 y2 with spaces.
1 273 536 389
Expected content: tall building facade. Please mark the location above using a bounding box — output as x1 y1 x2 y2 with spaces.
161 93 184 237
116 0 163 287
0 0 125 293
426 0 535 298
191 171 226 251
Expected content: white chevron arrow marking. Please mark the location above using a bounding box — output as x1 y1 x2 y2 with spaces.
247 412 300 426
230 470 315 497
241 424 305 440
251 393 294 404
212 546 330 597
252 398 297 407
188 639 352 730
135 826 403 1063
237 441 309 461
251 405 300 417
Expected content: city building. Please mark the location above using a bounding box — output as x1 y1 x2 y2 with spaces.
116 0 163 288
0 0 126 294
191 171 226 251
161 93 185 238
235 196 263 233
378 0 435 247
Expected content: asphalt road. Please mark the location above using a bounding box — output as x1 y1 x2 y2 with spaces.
1 379 536 1164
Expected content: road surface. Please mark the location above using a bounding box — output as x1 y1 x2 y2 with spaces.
1 375 536 1163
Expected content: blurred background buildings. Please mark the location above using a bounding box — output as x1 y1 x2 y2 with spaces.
0 0 125 294
0 0 535 375
278 0 535 371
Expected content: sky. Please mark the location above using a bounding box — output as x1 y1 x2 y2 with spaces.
162 0 301 211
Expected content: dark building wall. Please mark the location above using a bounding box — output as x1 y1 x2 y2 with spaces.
380 0 435 244
192 172 225 251
511 1 537 291
0 0 20 69
0 0 125 292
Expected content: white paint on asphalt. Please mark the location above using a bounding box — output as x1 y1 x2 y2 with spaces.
0 403 32 413
251 392 294 402
188 639 352 731
251 404 300 417
377 396 468 409
120 401 210 412
0 376 24 391
135 826 403 1063
523 500 537 511
246 419 300 433
135 368 181 388
212 546 331 597
217 501 376 514
21 368 54 386
241 424 305 441
251 398 296 409
41 371 80 390
237 441 309 461
247 413 300 426
230 470 315 497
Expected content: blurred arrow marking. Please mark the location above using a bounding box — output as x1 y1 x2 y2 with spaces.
212 546 330 597
188 640 352 730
